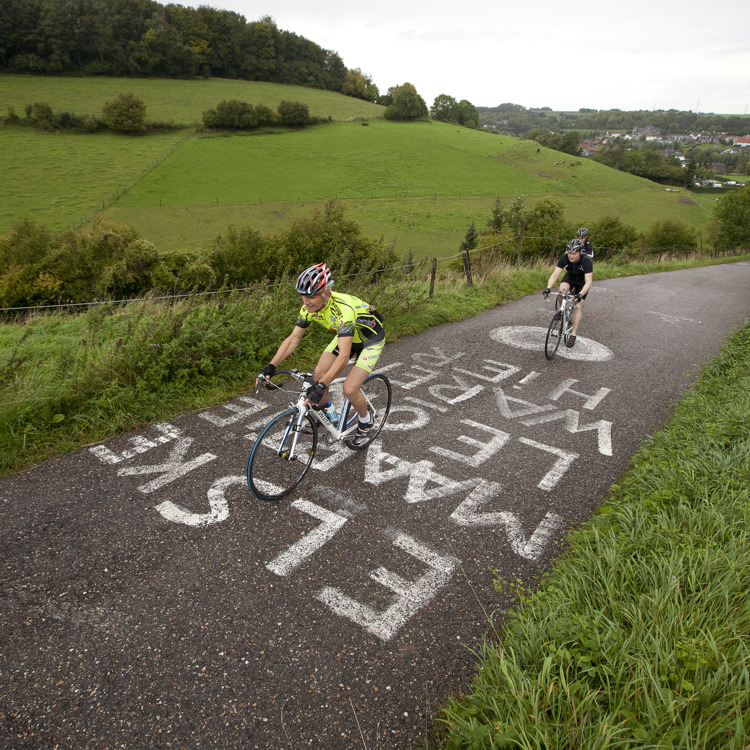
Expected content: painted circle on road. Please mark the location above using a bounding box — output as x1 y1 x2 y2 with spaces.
490 326 614 362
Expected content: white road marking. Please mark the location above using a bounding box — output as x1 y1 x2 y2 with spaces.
316 530 459 641
154 475 245 527
450 481 563 560
266 500 348 576
89 422 181 464
116 437 216 494
489 326 614 362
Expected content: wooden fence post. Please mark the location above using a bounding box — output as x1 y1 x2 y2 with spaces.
429 257 437 298
640 234 646 262
549 235 559 264
463 248 473 287
517 220 526 267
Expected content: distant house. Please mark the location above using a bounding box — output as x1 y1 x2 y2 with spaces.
578 140 602 156
632 125 661 140
733 136 750 148
711 162 726 174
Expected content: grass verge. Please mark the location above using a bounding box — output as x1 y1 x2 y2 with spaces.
432 320 750 748
1 252 748 477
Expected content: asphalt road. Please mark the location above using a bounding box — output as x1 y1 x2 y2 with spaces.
2 262 749 749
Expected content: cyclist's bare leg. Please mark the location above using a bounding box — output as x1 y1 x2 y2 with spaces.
313 351 338 402
342 365 370 420
571 300 583 335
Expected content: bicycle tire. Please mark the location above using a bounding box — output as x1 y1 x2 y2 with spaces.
246 408 317 501
343 373 392 450
545 311 564 359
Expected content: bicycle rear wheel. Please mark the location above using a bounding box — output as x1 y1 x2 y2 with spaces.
246 408 317 501
343 373 392 450
545 312 564 359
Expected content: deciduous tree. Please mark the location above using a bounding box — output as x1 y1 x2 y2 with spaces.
709 185 750 249
384 83 428 121
102 92 147 132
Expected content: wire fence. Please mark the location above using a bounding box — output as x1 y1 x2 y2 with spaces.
1 232 746 314
68 130 195 233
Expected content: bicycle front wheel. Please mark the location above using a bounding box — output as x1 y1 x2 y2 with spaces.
246 408 317 501
545 312 564 360
344 373 392 450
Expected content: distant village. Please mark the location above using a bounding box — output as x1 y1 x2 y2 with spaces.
578 127 750 188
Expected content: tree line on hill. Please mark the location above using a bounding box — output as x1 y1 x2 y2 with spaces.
0 201 398 310
0 0 481 124
3 187 748 312
0 0 381 100
479 104 750 138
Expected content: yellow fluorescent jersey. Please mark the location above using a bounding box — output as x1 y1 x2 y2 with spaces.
296 291 384 344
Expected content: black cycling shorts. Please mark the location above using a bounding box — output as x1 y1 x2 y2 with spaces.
561 274 589 299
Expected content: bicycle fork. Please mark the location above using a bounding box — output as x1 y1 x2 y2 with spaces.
276 407 308 461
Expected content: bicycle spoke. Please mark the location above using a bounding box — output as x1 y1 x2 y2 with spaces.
247 408 317 501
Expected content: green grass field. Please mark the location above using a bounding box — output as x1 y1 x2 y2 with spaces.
0 74 382 124
0 75 717 260
0 127 189 230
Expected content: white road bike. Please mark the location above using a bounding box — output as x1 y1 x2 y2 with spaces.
246 369 392 501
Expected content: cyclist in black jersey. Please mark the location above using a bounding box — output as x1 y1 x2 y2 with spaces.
543 239 593 347
576 227 594 259
256 263 385 445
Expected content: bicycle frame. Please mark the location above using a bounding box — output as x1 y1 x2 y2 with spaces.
545 291 579 359
259 370 364 460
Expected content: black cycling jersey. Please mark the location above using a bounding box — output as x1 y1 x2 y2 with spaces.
581 239 594 258
556 253 593 290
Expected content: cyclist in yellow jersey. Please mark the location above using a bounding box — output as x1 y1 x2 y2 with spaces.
256 263 385 445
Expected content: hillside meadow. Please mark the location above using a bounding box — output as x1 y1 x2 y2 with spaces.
0 75 717 260
0 74 383 124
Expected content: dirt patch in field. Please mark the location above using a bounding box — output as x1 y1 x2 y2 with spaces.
679 195 697 205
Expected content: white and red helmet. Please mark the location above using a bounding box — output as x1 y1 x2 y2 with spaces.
296 262 333 295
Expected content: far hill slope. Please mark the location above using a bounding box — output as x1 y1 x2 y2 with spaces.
103 120 715 258
0 75 715 258
0 74 383 124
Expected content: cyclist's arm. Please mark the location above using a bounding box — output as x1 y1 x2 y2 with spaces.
579 272 593 297
269 325 306 366
546 266 563 289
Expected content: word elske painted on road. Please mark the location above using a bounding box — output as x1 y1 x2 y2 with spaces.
88 347 614 640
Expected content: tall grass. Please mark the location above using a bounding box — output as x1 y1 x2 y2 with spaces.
434 321 750 749
2 251 748 477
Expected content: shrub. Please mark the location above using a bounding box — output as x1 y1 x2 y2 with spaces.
30 101 53 128
203 99 258 130
708 184 750 250
645 218 698 255
102 93 147 133
96 239 162 298
277 100 310 126
207 225 281 286
384 83 429 121
587 215 639 258
5 106 20 126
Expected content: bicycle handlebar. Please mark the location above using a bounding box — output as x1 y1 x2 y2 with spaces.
255 368 315 394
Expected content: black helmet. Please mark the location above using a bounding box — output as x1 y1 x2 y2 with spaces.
566 239 584 254
576 227 589 239
296 262 333 295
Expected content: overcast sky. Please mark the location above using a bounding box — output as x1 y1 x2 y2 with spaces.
183 0 749 115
